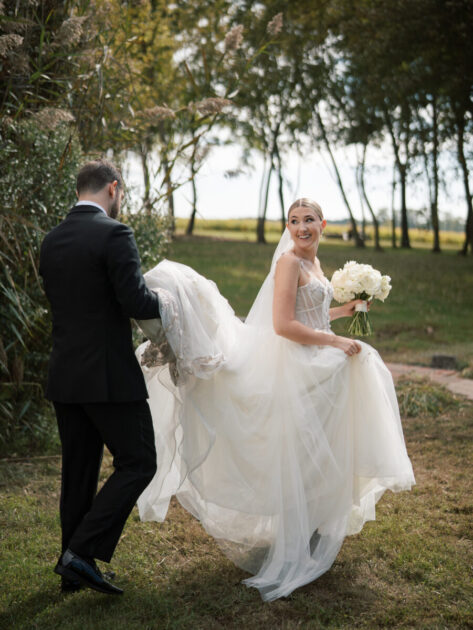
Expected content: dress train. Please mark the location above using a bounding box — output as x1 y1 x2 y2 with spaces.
135 256 415 601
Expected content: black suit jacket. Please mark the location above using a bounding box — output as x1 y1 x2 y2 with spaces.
39 205 160 403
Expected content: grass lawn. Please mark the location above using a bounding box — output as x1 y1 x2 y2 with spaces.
1 231 472 629
167 235 473 368
1 385 472 629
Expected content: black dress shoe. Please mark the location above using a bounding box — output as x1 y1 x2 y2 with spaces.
61 577 82 593
55 549 123 595
89 560 116 582
59 563 115 593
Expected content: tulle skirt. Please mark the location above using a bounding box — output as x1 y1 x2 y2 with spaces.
136 263 415 601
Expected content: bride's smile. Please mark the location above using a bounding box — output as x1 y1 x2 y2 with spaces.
287 205 326 258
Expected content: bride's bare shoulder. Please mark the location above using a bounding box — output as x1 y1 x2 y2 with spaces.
275 252 300 282
276 251 300 269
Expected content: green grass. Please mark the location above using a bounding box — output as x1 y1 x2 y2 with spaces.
166 235 473 367
2 229 472 628
1 388 472 629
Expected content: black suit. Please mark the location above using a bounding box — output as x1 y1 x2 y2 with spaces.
40 204 160 562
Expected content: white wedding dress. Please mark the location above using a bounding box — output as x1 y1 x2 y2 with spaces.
135 230 415 601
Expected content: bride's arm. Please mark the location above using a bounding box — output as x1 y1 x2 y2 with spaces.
272 256 360 354
329 300 369 321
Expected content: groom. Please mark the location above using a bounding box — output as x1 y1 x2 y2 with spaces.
39 160 161 595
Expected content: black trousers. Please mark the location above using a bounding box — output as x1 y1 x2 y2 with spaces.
54 400 157 563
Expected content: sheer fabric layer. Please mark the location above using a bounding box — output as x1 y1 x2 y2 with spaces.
136 253 414 601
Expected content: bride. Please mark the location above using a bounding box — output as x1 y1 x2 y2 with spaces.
135 198 415 602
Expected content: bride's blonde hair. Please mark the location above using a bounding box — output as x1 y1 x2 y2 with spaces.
288 198 323 221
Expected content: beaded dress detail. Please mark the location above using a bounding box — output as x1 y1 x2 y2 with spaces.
295 276 333 332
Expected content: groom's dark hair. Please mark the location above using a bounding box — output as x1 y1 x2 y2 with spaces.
76 159 123 195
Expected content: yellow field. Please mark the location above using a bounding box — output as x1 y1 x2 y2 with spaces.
175 218 465 249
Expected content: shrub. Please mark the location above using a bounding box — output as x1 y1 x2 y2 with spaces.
0 118 82 456
122 211 171 272
396 377 460 418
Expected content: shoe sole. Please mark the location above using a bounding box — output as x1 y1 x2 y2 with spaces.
55 563 123 595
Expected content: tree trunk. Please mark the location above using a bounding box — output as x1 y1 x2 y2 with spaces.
159 126 175 236
139 144 152 215
278 167 285 233
274 139 285 233
398 164 410 248
315 109 364 247
355 165 366 240
431 97 441 252
256 125 280 244
462 207 473 255
257 158 268 218
162 154 175 236
418 101 441 253
384 109 410 248
391 168 397 249
455 110 473 255
256 162 268 243
257 164 273 244
359 144 382 250
186 147 198 236
185 180 197 236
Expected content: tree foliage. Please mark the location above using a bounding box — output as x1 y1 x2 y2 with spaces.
0 119 82 455
1 0 473 452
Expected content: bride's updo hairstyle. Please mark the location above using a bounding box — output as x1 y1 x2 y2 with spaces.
288 198 323 221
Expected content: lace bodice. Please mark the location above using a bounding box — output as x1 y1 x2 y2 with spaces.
295 276 333 332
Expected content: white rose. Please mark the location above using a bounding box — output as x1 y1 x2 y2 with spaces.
331 261 390 303
333 286 355 303
347 265 366 294
377 275 392 301
331 269 355 302
361 268 382 297
331 269 343 286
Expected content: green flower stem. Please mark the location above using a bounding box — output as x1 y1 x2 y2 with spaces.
347 292 373 337
348 311 373 337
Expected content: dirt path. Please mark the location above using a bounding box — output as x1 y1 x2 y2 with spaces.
387 362 473 401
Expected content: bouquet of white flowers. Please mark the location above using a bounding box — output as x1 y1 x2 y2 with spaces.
331 261 391 336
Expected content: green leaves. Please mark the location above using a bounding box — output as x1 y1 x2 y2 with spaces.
0 118 82 452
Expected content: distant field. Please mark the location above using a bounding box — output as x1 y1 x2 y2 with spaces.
167 234 473 368
174 217 465 249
